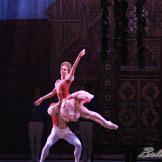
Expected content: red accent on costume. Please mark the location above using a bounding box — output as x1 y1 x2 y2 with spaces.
49 102 58 126
52 114 58 126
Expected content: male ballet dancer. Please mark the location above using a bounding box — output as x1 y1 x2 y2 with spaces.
39 103 82 162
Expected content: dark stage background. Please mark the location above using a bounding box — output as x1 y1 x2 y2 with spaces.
0 0 162 160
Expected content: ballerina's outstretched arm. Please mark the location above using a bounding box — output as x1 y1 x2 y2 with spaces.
68 49 86 79
35 87 56 106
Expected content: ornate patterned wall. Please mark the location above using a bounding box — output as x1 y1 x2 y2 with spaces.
0 0 161 157
48 0 161 151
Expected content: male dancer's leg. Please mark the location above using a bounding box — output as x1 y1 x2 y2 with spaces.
40 127 59 162
64 128 82 162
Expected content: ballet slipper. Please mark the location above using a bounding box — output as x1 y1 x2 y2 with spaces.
102 121 118 130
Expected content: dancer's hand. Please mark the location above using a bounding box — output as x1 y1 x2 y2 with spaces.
78 49 86 57
69 49 86 77
34 97 43 106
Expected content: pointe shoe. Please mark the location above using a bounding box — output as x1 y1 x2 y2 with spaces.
103 121 118 130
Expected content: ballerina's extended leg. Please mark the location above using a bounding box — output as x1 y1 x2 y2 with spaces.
79 106 118 130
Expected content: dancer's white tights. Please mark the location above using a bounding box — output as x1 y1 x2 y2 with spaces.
40 126 82 162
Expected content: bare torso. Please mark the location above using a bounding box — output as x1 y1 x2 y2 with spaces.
52 112 68 129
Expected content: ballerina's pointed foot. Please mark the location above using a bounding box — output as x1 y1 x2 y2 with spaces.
103 121 118 130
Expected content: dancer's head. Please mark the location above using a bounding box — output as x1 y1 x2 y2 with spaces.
60 61 72 78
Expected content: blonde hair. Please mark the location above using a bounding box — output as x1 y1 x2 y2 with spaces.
61 61 72 73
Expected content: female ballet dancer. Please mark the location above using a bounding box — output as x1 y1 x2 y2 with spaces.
35 49 118 130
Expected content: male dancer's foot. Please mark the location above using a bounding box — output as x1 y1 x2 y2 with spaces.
102 121 118 130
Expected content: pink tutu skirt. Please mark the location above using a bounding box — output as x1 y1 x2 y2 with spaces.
60 90 94 122
47 90 94 122
47 102 58 115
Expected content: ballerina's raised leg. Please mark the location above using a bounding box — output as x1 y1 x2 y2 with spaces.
79 106 118 130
